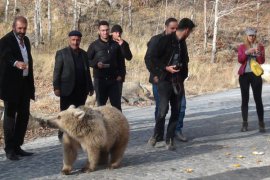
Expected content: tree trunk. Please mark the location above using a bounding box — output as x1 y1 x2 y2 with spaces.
34 0 40 47
38 0 43 43
5 0 9 22
128 0 132 30
48 0 51 41
155 0 163 35
13 0 17 16
256 1 260 28
120 0 124 26
73 0 78 30
164 0 168 23
211 0 219 63
203 0 207 53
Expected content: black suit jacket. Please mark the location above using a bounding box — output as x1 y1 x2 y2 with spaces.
0 31 35 102
53 47 93 96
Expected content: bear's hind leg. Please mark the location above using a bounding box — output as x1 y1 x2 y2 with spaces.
109 143 127 169
82 147 100 173
62 134 79 175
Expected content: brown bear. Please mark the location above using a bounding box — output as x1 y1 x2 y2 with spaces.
48 105 129 175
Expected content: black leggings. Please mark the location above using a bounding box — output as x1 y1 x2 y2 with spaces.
239 72 264 122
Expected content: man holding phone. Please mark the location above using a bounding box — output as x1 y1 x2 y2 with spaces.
87 21 124 111
110 24 133 97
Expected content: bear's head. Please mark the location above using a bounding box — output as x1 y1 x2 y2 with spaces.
48 105 86 136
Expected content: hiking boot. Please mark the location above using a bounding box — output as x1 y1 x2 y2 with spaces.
148 136 157 147
166 139 176 151
175 131 188 142
259 121 266 133
241 121 248 132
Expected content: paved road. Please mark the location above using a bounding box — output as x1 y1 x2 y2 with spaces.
1 85 270 180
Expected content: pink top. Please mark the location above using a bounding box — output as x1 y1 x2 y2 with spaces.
237 43 265 75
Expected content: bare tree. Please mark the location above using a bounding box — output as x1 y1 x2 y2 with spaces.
48 0 52 41
203 0 207 53
73 0 78 30
256 0 260 28
211 0 257 63
120 0 124 26
4 0 9 22
164 0 168 22
128 0 132 30
34 0 42 46
13 0 17 16
155 0 164 35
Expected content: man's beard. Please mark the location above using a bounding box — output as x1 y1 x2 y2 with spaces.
16 32 26 39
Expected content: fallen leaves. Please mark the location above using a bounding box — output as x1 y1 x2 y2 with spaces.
184 168 194 173
252 151 265 155
232 164 241 168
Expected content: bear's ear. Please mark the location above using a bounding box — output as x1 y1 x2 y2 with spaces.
68 105 76 110
73 110 85 120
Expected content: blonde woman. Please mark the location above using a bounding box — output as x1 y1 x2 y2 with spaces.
237 27 265 132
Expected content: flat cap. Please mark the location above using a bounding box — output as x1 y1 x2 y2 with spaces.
245 27 257 36
68 30 82 37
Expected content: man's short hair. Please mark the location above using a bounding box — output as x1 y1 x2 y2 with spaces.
98 20 109 28
165 18 177 26
178 18 195 31
12 16 28 27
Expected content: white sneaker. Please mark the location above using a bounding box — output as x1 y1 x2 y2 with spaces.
175 131 188 142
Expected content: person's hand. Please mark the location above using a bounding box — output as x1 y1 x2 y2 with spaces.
97 62 104 69
246 48 257 55
153 76 159 84
115 37 124 45
165 66 180 74
54 89 60 97
15 61 28 70
89 90 94 96
116 76 122 81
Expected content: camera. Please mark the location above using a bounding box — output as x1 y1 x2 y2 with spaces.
171 53 182 70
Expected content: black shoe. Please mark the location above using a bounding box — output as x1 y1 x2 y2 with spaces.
241 121 248 132
58 130 64 142
259 121 266 133
15 148 34 156
166 139 176 151
6 152 20 161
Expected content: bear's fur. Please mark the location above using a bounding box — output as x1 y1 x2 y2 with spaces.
48 105 129 175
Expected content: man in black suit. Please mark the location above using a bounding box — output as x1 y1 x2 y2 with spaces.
53 30 94 139
0 16 35 160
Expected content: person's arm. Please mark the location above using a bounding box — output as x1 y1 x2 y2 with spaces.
53 50 63 96
87 42 98 68
120 41 132 61
238 44 248 64
256 43 265 64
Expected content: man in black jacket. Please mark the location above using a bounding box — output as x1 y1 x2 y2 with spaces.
87 21 124 111
110 24 133 97
0 16 35 160
145 17 177 120
147 18 195 150
53 30 94 140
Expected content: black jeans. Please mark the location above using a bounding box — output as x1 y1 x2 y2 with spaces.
3 78 30 153
94 78 122 111
239 72 264 122
154 80 182 142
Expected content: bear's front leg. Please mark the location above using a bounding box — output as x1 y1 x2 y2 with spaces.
62 134 79 175
82 147 100 173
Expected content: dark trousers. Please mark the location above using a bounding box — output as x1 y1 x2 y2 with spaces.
94 78 121 111
60 93 87 111
118 81 123 98
239 72 264 122
154 81 182 142
3 78 30 153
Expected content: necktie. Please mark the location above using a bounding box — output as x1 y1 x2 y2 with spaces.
19 38 25 48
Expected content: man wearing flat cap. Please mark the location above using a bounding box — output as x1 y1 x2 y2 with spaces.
53 30 94 140
110 24 133 97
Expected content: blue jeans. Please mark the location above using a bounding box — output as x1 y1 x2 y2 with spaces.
153 84 186 132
